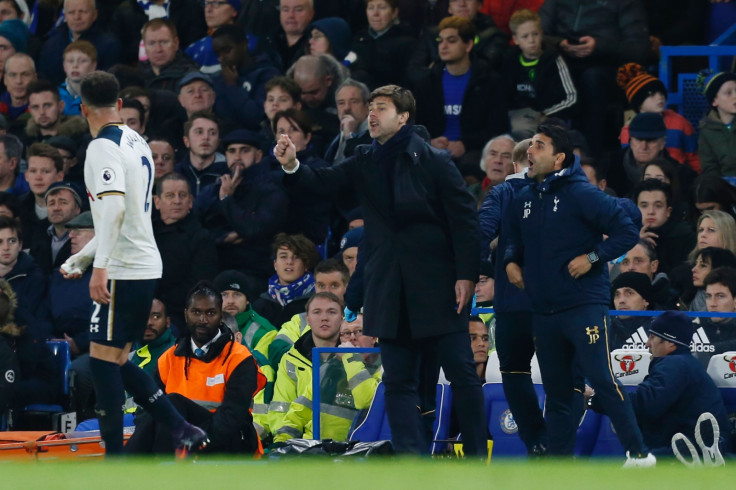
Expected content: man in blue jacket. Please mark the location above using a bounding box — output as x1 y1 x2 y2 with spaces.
504 124 654 466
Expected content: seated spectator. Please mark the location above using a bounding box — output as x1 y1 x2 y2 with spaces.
270 108 329 244
46 135 82 184
0 18 30 91
174 111 227 197
177 72 215 122
324 79 371 165
501 9 577 140
640 157 688 220
265 0 315 71
269 292 378 443
698 266 736 368
24 79 89 149
698 71 736 176
413 16 508 172
38 0 121 85
349 0 416 90
120 98 146 137
469 315 490 379
477 134 515 195
211 25 281 132
58 40 97 116
307 17 353 64
617 63 699 173
2 53 35 135
0 191 17 217
153 172 218 332
609 113 696 198
0 134 25 194
635 179 695 274
119 85 182 146
0 216 46 336
593 311 731 457
691 174 736 222
479 0 544 36
685 247 736 312
149 135 176 184
185 0 241 74
338 227 362 276
0 278 58 417
18 142 63 252
194 129 287 281
268 257 349 371
129 298 176 376
29 180 82 274
580 158 614 196
618 240 678 310
111 0 206 66
260 76 301 153
252 233 319 331
609 271 654 350
139 19 198 93
125 281 266 456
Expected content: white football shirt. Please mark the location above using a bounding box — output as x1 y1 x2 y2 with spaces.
84 124 162 280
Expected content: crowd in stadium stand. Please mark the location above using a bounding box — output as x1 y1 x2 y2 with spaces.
0 0 733 455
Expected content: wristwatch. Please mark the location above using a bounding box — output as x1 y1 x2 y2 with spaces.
586 251 599 264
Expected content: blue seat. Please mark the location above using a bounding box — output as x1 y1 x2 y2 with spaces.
574 409 601 457
483 382 536 457
22 340 71 414
348 382 452 454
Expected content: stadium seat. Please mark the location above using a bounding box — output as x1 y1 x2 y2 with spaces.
589 386 637 457
574 409 601 457
610 349 651 386
483 382 535 457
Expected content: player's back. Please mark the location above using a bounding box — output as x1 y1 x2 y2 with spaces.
85 124 162 280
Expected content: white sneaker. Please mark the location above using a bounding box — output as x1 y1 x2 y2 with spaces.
694 412 726 467
672 432 702 467
623 451 657 468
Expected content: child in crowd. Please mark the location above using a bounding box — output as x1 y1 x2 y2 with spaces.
617 63 700 173
500 9 577 138
698 70 736 176
58 41 97 116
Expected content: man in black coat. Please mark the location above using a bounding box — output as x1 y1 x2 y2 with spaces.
274 84 486 456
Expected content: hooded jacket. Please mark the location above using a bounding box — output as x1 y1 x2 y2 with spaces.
504 157 639 313
699 110 736 177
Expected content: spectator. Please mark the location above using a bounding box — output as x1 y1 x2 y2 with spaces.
124 281 266 456
479 0 543 36
338 227 362 276
478 134 514 194
153 172 218 332
609 271 654 350
211 25 281 132
349 0 416 90
640 157 688 219
618 240 678 310
0 191 17 217
259 76 301 153
129 299 176 376
19 143 64 253
46 135 82 184
29 180 82 274
691 174 736 221
469 315 490 379
177 72 216 121
174 111 227 197
0 134 25 193
698 71 736 177
266 0 315 71
0 19 29 88
120 98 146 137
194 129 287 281
635 179 695 274
185 0 241 74
617 63 700 174
1 53 35 134
500 9 577 139
149 135 176 184
307 17 353 64
24 79 89 149
252 233 319 330
686 247 736 312
324 78 371 165
58 40 97 116
699 266 736 367
111 0 206 65
38 0 121 85
140 19 198 93
413 16 508 171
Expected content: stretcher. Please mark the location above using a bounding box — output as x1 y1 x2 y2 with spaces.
0 430 132 460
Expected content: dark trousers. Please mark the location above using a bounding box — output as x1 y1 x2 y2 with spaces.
533 304 646 456
495 311 547 451
380 331 487 455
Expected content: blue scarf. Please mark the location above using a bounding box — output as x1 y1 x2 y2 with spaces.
268 272 315 306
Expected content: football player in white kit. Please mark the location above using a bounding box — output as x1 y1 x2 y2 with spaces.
61 71 207 456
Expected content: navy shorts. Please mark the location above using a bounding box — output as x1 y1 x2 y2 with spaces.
88 279 157 348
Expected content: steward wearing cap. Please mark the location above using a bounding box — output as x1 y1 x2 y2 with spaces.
195 129 287 281
610 271 654 350
698 71 736 176
593 310 731 455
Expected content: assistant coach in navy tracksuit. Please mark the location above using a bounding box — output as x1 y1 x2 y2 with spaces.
503 124 654 464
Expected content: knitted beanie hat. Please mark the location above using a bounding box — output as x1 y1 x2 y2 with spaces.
617 63 667 112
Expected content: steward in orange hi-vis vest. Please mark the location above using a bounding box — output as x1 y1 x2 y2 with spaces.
157 324 267 455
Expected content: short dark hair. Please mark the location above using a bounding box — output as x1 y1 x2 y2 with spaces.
0 215 22 242
153 297 168 318
185 280 222 309
119 85 149 100
155 172 191 197
632 178 673 208
80 71 120 108
704 266 736 298
315 258 350 285
264 76 302 103
306 291 345 312
580 157 605 180
369 85 416 122
536 124 574 168
272 233 319 271
212 24 247 44
0 192 19 218
183 111 219 137
121 98 145 125
696 247 736 270
469 315 485 325
271 108 312 136
27 142 63 172
437 16 476 43
27 79 60 102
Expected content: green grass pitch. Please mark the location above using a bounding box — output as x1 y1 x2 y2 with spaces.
0 456 730 489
